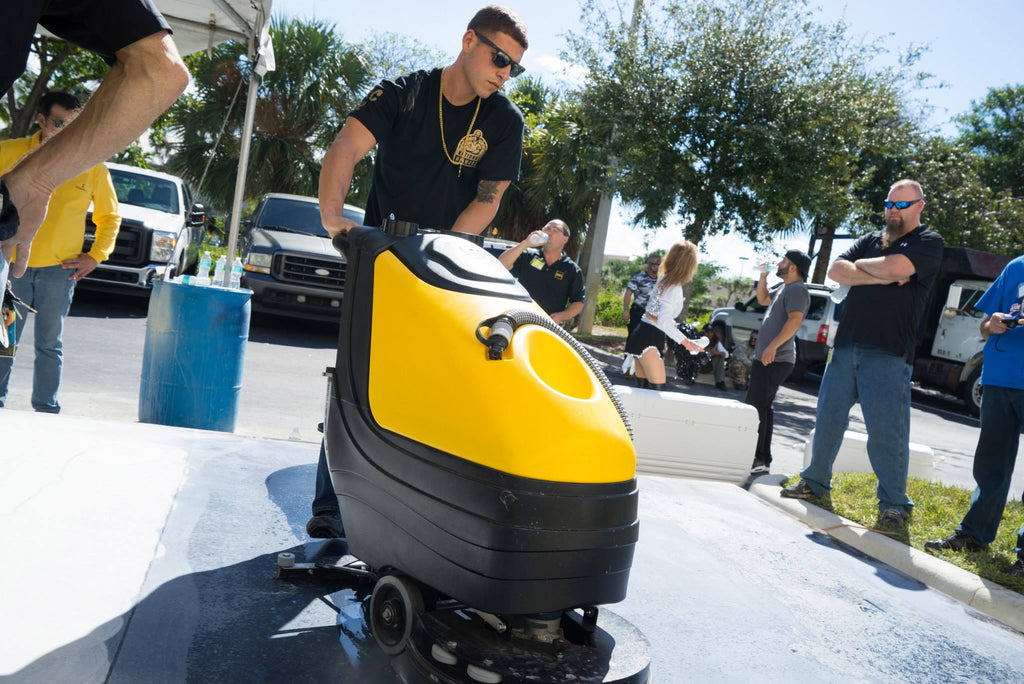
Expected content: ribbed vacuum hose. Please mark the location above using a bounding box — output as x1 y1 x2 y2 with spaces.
477 310 633 440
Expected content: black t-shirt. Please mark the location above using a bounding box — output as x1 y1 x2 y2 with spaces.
350 68 524 230
510 249 586 315
834 224 944 359
1 1 171 94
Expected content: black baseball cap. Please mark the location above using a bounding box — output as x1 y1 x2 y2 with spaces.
784 250 812 280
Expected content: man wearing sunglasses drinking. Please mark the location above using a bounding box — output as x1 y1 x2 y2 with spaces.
499 219 585 324
308 5 529 539
783 179 944 532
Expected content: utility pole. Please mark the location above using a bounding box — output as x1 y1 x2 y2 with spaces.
578 0 643 335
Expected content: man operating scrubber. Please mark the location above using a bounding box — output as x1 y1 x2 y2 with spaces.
306 5 529 538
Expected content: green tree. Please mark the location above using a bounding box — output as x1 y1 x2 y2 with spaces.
493 79 609 262
164 16 369 211
356 31 449 86
904 136 1007 253
2 37 107 139
689 262 723 316
958 85 1024 197
568 0 925 283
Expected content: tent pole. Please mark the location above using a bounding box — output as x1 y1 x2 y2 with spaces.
221 67 261 286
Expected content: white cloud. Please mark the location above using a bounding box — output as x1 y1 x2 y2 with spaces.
530 54 587 87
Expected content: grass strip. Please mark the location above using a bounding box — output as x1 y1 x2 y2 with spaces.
784 473 1024 594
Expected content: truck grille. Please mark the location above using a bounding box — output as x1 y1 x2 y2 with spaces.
275 253 346 290
83 217 150 266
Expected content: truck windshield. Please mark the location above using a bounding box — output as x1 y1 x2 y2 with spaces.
110 170 180 214
256 198 364 237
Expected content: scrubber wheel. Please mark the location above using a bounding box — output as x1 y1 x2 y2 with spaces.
370 574 424 655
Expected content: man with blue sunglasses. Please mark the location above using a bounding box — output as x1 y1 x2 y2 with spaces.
783 179 944 532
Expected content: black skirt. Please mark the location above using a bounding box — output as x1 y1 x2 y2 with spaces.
624 319 666 358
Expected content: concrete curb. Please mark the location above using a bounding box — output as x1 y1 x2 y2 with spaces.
579 341 623 368
749 476 1024 634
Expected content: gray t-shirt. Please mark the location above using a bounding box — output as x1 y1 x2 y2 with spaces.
754 282 811 364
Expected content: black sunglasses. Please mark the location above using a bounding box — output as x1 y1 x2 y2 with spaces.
473 30 525 78
884 199 922 210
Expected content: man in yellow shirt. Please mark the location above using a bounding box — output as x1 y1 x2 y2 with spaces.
0 92 121 413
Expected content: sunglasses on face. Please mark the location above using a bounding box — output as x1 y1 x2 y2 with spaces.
473 30 525 78
884 199 922 210
648 261 661 267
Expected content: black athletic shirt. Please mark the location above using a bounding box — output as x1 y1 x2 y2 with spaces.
350 68 524 230
1 1 171 94
510 249 586 315
833 224 944 359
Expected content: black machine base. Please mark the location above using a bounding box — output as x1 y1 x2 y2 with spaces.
275 546 652 684
392 603 651 684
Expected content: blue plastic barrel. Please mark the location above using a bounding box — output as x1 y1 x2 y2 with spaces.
139 279 252 432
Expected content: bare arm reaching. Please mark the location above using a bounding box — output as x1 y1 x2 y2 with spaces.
319 117 378 237
2 32 189 277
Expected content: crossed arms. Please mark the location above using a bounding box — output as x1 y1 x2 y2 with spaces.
828 254 916 287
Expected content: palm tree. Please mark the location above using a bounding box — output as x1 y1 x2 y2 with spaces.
165 16 370 212
494 78 610 261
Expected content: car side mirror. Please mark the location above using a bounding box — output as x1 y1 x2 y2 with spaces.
734 302 747 312
189 203 206 226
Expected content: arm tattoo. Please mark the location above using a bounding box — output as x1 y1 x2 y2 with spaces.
475 180 500 204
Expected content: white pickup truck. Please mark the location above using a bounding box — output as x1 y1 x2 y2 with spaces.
911 247 1010 415
80 162 206 293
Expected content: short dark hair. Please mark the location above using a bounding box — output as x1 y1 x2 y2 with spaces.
38 91 81 117
468 5 528 49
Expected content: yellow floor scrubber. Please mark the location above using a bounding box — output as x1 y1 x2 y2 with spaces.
322 224 651 683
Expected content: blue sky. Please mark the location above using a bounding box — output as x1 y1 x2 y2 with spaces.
283 0 1023 275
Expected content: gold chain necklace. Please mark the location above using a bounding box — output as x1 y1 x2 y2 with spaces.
439 67 480 177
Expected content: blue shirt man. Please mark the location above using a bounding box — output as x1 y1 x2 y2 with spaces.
925 255 1024 578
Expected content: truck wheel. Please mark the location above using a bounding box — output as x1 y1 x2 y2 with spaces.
961 367 982 417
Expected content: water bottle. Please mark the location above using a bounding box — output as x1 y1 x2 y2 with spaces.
830 285 850 303
196 250 212 286
212 254 227 287
229 257 243 289
529 232 549 245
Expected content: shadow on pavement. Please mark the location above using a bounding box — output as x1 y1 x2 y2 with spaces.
68 288 150 319
248 312 340 349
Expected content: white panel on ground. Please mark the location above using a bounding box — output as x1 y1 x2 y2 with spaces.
0 414 188 674
801 429 938 479
616 384 758 484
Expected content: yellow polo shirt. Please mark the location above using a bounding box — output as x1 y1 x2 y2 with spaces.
0 132 121 267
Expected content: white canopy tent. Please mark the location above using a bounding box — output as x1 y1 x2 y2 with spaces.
40 0 275 286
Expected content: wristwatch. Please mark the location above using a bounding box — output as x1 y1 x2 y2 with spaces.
0 179 20 241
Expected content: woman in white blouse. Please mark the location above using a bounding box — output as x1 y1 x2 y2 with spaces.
622 240 705 389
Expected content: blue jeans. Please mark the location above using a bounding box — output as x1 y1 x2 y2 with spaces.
312 438 341 517
0 265 76 413
958 386 1024 556
801 344 914 514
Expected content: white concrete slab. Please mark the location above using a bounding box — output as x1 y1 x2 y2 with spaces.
0 414 188 674
1 409 1022 683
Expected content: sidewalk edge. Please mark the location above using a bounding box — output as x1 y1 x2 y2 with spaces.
749 478 1024 635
